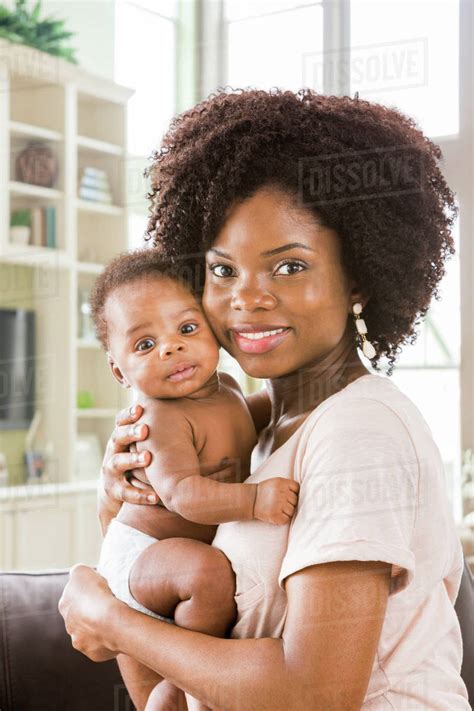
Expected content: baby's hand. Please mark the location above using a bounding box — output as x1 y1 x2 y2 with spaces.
253 478 300 525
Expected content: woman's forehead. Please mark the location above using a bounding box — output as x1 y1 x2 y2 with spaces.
208 188 337 258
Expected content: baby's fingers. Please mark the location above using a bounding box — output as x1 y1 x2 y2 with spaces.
287 491 298 507
288 480 300 494
283 502 296 517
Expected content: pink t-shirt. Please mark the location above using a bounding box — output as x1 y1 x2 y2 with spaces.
212 373 470 709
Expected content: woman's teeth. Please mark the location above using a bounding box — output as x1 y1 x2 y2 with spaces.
237 328 286 340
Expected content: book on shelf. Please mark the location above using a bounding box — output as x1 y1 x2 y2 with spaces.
78 166 113 204
12 207 57 248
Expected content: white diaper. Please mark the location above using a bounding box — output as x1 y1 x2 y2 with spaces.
97 518 173 622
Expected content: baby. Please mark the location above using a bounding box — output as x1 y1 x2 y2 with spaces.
90 249 299 710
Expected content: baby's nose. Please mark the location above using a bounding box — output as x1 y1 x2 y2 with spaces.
159 340 185 359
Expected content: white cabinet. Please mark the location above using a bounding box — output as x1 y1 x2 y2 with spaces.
0 482 103 571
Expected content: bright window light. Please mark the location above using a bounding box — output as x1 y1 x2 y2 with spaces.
115 0 176 157
227 3 323 91
350 0 459 137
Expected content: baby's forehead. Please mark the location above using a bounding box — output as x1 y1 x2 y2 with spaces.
108 275 202 313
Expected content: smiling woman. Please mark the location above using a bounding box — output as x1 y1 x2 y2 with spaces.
58 89 469 711
203 188 359 381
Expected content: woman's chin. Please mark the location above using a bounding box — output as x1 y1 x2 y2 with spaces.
235 357 292 381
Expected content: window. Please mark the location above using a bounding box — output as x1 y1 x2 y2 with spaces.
350 0 459 138
115 0 178 249
225 1 323 91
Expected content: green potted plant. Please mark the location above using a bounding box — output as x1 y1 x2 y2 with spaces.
0 0 77 63
10 208 31 246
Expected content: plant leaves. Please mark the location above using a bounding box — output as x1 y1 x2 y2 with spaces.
0 0 77 64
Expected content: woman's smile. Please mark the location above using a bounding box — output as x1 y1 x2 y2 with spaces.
230 325 292 354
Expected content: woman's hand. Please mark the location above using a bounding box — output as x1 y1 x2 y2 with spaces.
101 403 157 509
58 564 121 662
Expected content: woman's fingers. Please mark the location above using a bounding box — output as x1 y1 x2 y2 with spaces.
111 479 158 505
111 423 149 452
115 403 143 427
104 450 158 505
58 564 119 661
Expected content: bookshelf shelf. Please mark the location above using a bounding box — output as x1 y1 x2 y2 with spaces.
3 244 70 268
76 198 124 217
9 181 62 201
77 135 123 156
76 261 105 275
76 408 117 419
9 121 63 143
76 338 101 349
1 40 133 496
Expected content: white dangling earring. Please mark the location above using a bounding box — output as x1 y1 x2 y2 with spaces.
352 302 376 359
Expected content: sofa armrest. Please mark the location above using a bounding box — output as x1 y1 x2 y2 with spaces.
455 558 474 706
0 570 131 711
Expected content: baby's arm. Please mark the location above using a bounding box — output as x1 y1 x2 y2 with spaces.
136 401 299 526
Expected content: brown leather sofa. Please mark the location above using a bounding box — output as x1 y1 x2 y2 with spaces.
1 562 473 711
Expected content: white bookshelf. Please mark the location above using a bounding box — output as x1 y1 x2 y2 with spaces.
0 39 133 493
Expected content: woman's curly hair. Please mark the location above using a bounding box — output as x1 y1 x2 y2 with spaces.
145 88 457 375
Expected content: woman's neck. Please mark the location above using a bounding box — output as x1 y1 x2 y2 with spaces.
266 325 370 425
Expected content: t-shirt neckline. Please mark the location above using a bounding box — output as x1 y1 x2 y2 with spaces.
254 373 382 473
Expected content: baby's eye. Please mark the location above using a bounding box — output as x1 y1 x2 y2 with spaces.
209 263 235 278
136 338 155 352
180 323 198 335
274 260 307 276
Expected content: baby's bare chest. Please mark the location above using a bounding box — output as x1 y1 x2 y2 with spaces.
190 395 257 482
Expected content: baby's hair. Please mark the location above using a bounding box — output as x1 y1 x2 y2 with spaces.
90 248 198 349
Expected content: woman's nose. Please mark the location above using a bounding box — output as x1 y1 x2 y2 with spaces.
158 339 186 359
230 286 277 312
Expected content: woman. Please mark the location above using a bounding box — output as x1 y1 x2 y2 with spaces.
59 90 470 710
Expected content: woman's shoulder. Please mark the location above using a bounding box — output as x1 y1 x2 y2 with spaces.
299 373 432 458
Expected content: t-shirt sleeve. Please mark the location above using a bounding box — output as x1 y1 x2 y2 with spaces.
278 397 419 595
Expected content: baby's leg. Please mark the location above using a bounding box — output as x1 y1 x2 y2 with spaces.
125 538 236 710
116 654 187 710
129 537 237 636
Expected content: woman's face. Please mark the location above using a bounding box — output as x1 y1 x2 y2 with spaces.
203 187 358 379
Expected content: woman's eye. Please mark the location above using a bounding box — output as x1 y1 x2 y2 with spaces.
274 261 306 276
136 339 155 352
180 323 198 334
209 263 235 278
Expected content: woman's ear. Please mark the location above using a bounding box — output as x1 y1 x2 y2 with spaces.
106 353 131 389
348 281 370 312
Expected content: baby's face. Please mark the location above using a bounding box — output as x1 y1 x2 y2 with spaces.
105 276 220 399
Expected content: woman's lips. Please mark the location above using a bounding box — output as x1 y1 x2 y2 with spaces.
167 365 196 382
231 327 291 354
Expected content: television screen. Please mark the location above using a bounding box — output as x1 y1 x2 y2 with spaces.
0 309 36 430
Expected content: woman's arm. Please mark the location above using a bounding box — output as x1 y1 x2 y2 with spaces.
59 560 390 711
